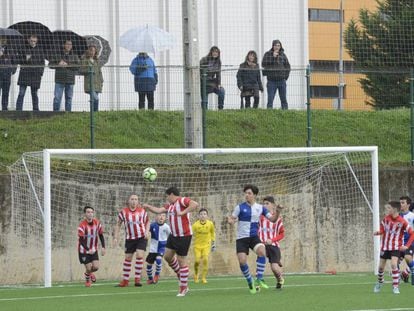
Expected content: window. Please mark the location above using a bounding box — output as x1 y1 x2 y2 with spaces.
309 9 343 23
310 60 355 73
310 86 346 99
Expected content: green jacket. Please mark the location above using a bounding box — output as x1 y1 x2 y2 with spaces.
49 51 80 84
80 57 103 93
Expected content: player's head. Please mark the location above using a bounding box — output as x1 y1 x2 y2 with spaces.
166 186 180 203
127 194 139 208
198 208 209 221
156 212 167 224
84 205 94 221
386 200 401 216
399 196 411 212
244 184 259 204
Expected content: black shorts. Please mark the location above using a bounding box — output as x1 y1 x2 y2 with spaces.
380 250 400 260
266 245 282 264
402 244 414 257
236 236 262 255
146 252 162 264
79 251 99 264
125 238 147 254
165 235 192 257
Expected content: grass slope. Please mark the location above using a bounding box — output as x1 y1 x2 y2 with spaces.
0 108 411 171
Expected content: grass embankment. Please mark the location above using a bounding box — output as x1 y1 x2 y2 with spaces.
0 108 411 171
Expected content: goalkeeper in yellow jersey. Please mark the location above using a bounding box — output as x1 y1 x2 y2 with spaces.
192 208 216 284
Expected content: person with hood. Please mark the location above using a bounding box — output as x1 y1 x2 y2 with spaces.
0 37 17 111
129 52 158 110
236 50 263 109
16 35 46 111
261 40 290 110
200 46 225 110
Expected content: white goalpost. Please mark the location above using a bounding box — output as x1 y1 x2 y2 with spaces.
7 147 379 287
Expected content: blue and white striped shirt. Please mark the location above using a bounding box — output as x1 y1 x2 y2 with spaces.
232 202 271 239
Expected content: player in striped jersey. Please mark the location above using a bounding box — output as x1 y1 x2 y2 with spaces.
192 208 216 284
374 201 414 294
259 196 285 289
228 184 278 294
77 205 106 287
144 186 199 297
146 212 171 284
399 196 414 284
113 194 149 287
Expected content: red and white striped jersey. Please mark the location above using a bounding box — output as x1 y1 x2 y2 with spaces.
380 214 413 251
167 197 192 237
258 215 285 247
118 206 148 240
78 218 103 254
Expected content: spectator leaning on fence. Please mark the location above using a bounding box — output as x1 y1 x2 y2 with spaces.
199 46 225 110
16 35 46 111
236 50 263 109
129 52 158 110
261 40 290 110
50 39 80 112
80 45 103 112
0 37 17 111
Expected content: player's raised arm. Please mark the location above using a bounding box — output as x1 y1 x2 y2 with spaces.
143 203 168 214
177 198 199 216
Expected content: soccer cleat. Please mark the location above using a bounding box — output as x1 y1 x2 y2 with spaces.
146 279 154 285
194 275 199 283
255 278 269 289
85 280 91 287
153 275 159 284
373 282 382 293
276 278 285 290
401 271 409 283
116 279 129 287
134 278 142 287
248 283 257 294
201 278 208 284
393 286 400 294
177 286 189 297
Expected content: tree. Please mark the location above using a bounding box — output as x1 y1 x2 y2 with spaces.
344 0 414 109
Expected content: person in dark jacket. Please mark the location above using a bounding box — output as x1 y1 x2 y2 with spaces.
80 45 104 112
236 50 263 109
261 40 290 110
200 46 225 110
0 38 17 111
50 39 80 112
16 35 46 111
129 52 158 110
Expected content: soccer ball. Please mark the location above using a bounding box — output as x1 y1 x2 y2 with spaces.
142 167 157 182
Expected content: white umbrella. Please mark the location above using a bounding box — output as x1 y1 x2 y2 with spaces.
119 25 175 54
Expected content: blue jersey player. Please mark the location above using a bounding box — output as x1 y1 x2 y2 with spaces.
399 196 414 284
146 212 171 284
228 184 277 294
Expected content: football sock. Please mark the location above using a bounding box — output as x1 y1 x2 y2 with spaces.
202 257 208 279
146 264 153 280
240 263 253 285
155 256 162 276
84 272 90 281
256 256 266 280
122 259 132 280
179 265 189 287
135 258 144 280
391 268 399 287
377 269 384 283
169 256 180 276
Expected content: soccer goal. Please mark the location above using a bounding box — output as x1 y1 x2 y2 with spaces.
6 147 379 287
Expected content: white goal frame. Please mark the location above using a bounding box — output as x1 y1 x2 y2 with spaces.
42 146 380 287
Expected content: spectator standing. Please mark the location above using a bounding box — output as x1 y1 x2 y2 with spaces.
50 39 80 112
129 52 158 110
0 38 17 111
236 50 263 109
200 46 225 110
261 40 290 109
80 45 103 112
16 35 46 111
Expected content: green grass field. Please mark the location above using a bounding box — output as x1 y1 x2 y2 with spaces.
1 273 413 311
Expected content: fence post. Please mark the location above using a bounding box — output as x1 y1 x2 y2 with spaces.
411 68 414 165
89 63 95 149
201 67 207 148
306 65 312 147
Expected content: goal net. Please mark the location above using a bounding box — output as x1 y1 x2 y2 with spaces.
5 147 379 287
